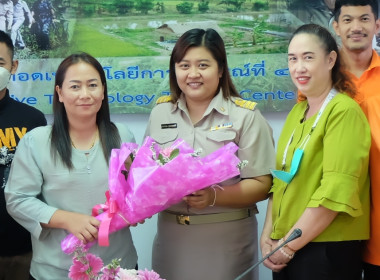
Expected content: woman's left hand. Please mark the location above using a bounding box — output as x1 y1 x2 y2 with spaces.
267 239 293 269
183 187 214 209
262 239 288 272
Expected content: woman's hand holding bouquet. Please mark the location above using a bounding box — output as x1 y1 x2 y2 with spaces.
62 136 243 253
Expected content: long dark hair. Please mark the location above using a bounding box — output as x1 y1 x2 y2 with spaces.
50 52 120 169
290 24 356 100
169 28 240 103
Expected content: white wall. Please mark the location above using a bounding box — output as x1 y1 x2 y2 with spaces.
46 111 287 279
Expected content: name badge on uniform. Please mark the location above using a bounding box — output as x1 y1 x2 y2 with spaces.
210 122 233 131
161 123 177 129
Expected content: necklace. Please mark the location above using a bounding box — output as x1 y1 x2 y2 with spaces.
71 129 98 150
279 88 337 171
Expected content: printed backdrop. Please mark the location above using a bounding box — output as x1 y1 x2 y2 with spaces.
11 0 341 114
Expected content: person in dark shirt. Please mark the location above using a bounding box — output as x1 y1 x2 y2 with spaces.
0 29 46 280
31 0 54 50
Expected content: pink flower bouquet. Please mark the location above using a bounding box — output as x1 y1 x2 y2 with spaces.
62 136 242 253
68 243 164 280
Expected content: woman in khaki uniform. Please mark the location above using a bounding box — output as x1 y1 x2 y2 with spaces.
145 28 275 280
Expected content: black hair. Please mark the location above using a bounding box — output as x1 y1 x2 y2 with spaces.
0 30 14 60
169 28 240 103
334 0 378 20
51 52 121 169
290 24 356 98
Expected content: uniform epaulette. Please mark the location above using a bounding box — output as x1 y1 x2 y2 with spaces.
234 98 257 110
156 95 172 104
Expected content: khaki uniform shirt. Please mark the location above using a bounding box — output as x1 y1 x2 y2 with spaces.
146 92 275 280
147 92 275 184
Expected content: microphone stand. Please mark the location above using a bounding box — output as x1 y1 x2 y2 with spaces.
234 228 302 280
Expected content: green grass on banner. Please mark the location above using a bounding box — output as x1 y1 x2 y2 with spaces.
70 23 155 57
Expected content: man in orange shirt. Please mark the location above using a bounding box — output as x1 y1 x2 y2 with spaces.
333 0 380 279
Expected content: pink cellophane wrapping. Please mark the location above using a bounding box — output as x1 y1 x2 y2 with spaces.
61 137 240 254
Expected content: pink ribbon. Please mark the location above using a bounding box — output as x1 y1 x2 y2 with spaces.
93 191 119 247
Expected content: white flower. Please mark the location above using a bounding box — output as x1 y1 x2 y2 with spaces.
237 160 249 170
191 148 203 157
116 268 139 280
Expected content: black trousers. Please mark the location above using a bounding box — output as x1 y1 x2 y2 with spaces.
273 241 363 280
363 262 380 280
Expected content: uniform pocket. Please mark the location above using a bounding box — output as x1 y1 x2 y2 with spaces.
152 130 179 146
206 130 236 144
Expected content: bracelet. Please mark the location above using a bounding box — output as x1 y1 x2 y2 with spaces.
286 242 297 252
209 184 224 207
279 238 296 259
279 238 297 253
279 247 294 259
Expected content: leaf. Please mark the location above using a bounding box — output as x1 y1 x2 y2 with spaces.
158 153 165 164
124 154 134 171
169 148 179 160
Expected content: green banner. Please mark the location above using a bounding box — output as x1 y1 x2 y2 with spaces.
10 0 338 113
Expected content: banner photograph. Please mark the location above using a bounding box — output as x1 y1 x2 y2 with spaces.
8 0 346 114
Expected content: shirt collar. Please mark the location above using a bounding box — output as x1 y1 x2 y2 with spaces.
367 50 380 71
209 91 229 116
174 91 229 116
170 94 183 113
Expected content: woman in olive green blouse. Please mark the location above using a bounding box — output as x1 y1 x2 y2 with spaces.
260 23 370 280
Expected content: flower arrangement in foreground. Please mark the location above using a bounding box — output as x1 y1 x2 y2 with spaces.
62 136 243 253
69 242 164 280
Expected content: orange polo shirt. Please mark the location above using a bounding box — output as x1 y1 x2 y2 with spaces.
351 50 380 266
